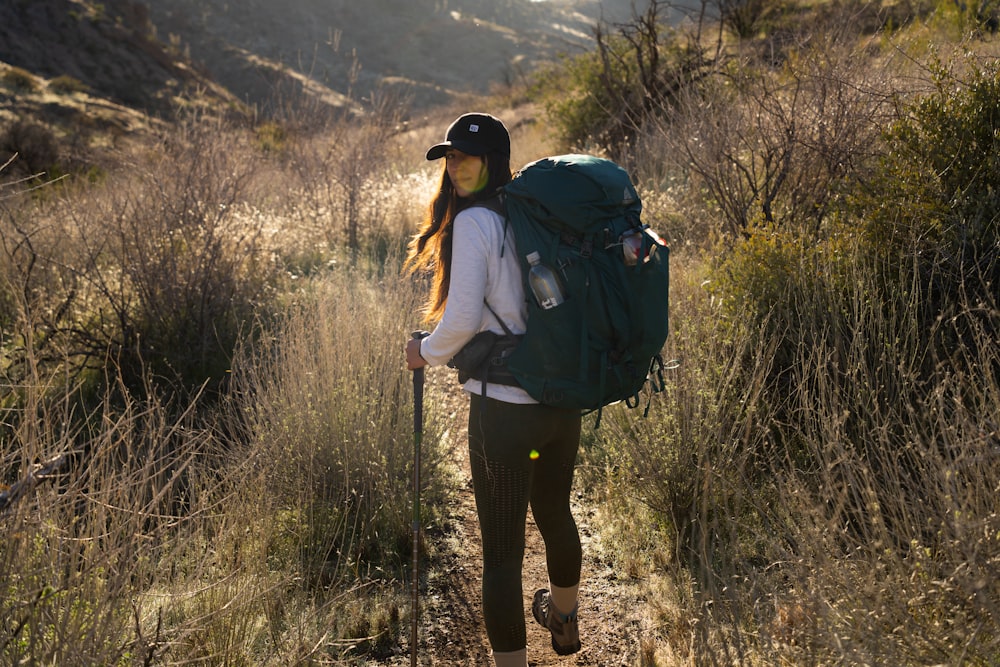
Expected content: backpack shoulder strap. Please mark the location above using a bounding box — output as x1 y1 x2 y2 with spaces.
484 299 515 338
470 193 506 217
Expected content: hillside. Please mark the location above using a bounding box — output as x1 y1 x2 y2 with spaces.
0 0 223 119
0 0 639 129
0 0 648 177
142 0 643 113
0 0 241 168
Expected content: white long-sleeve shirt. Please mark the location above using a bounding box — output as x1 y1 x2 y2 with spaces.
418 205 537 404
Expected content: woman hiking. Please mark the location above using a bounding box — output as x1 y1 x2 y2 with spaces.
404 112 583 667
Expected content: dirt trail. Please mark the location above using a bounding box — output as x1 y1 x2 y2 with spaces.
389 367 647 666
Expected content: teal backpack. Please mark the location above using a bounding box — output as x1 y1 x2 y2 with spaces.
499 154 670 417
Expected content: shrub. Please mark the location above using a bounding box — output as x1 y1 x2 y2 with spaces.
653 23 896 237
712 221 838 373
592 28 1000 667
0 111 441 663
225 266 440 583
48 75 89 95
0 66 38 93
594 254 784 564
77 122 276 396
763 269 1000 664
934 0 1000 34
707 58 1000 488
205 263 445 660
531 0 719 154
0 120 60 179
0 117 281 403
254 120 287 153
850 57 1000 359
0 379 223 666
269 88 408 262
599 207 1000 666
720 0 771 39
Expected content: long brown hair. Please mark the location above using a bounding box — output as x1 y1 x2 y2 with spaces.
405 151 512 322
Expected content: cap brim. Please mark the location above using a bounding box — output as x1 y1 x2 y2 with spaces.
425 140 490 160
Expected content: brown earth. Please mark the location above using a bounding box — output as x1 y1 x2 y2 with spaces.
382 366 649 666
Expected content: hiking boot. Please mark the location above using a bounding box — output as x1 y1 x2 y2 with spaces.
532 589 581 656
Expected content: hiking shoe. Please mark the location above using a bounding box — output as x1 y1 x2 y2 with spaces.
532 589 581 656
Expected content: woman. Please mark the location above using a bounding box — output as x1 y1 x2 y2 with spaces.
404 113 583 667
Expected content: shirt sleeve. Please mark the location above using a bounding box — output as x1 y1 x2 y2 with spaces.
417 208 491 366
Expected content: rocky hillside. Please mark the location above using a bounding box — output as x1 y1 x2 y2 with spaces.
0 0 204 116
0 0 638 127
142 0 640 113
0 0 645 175
0 0 240 169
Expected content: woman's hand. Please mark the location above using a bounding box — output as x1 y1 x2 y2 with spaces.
406 335 428 371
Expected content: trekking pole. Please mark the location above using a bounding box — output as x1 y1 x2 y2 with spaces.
410 331 429 667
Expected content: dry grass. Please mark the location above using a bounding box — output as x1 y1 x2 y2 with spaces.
2 4 999 664
572 6 1000 664
1 102 449 664
587 231 998 666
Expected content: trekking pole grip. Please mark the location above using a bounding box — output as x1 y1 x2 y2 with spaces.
410 331 429 431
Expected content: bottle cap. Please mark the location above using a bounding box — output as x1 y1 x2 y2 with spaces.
526 251 541 264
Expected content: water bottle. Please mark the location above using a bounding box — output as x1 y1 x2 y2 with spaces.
526 251 565 309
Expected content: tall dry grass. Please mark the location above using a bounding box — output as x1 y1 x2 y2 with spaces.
210 262 453 660
1 102 446 664
1 367 229 664
592 243 999 665
572 8 999 664
3 5 999 664
119 260 447 665
1 261 444 664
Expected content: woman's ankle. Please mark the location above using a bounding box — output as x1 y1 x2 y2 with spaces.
549 582 579 616
492 647 528 667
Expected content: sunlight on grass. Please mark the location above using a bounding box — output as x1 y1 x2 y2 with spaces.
2 3 999 664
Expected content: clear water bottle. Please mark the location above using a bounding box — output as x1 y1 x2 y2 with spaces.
526 251 565 309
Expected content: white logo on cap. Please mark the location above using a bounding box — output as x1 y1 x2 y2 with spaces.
469 124 480 132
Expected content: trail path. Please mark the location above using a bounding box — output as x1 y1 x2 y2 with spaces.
386 367 648 666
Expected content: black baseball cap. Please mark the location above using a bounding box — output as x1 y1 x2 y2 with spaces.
425 113 511 160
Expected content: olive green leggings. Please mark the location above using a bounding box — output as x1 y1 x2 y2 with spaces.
467 394 582 653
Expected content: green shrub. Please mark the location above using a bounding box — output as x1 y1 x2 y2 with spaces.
254 120 287 153
531 46 628 150
709 215 858 395
707 56 1000 394
595 233 1000 664
531 1 712 153
932 0 1000 34
850 57 1000 354
721 0 771 39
